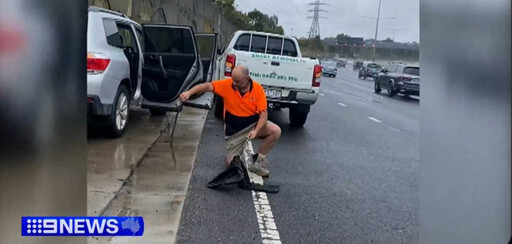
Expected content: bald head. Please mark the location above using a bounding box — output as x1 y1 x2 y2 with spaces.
232 65 249 79
231 65 251 92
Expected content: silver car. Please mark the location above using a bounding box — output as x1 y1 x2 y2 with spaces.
87 7 217 137
358 62 382 80
321 61 338 77
87 7 143 137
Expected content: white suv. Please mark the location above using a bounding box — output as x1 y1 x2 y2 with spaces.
87 7 143 137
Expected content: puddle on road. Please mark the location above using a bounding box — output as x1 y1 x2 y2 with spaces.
87 109 166 216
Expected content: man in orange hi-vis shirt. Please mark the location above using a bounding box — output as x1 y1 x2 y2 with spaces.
179 65 281 177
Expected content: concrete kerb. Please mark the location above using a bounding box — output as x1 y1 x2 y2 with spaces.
90 107 209 244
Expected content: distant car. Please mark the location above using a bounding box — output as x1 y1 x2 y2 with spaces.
374 64 420 97
353 61 363 70
337 60 346 68
358 62 382 80
321 61 337 77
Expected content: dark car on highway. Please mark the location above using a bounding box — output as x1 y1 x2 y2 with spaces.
337 60 346 68
374 64 420 97
358 62 382 80
353 61 363 70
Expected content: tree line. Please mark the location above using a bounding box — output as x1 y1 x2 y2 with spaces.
215 0 284 35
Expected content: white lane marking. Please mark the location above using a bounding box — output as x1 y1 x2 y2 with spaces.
244 142 281 244
367 116 382 123
388 127 400 132
338 102 347 107
253 191 281 244
319 93 325 96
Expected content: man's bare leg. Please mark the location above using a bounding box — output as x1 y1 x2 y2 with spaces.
256 121 281 155
246 121 281 177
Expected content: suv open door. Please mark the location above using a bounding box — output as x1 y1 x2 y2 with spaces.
181 33 219 109
195 33 218 83
140 24 202 113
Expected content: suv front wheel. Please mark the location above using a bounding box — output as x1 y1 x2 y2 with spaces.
108 85 130 137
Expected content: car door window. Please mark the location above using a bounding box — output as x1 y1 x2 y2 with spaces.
234 34 250 51
144 27 194 54
266 37 282 55
250 35 267 54
196 35 215 59
282 39 298 57
116 23 137 52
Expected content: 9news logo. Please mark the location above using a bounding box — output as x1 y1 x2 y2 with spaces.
21 217 144 236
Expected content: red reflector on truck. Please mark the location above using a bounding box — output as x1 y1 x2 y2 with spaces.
312 64 322 87
225 54 236 77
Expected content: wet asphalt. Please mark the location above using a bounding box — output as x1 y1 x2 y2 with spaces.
177 67 420 243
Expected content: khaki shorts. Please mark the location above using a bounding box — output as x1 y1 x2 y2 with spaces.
225 123 256 158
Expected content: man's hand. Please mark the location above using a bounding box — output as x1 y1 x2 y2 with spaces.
179 91 190 101
247 130 258 140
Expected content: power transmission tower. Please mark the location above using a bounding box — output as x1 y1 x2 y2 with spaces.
308 0 328 39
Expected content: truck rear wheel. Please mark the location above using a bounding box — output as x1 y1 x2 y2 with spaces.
289 111 308 127
289 105 310 127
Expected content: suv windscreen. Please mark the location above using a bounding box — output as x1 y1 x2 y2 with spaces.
367 63 381 69
144 27 194 54
234 34 250 51
403 67 420 76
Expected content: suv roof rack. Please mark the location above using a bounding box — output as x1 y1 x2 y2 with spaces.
88 6 127 18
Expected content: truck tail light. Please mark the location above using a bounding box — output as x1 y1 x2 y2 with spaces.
224 54 236 77
312 64 322 87
87 52 110 74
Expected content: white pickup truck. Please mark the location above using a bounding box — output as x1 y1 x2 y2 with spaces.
213 31 322 127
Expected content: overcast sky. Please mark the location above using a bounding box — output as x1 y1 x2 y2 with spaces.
234 0 419 43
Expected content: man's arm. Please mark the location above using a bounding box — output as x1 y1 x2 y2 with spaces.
248 110 267 139
179 83 213 101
